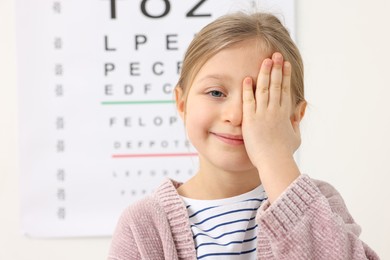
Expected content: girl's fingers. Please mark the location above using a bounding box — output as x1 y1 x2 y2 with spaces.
255 58 273 112
242 77 255 116
281 61 292 112
247 53 291 115
268 52 283 109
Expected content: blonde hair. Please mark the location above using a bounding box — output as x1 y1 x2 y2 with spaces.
176 12 305 106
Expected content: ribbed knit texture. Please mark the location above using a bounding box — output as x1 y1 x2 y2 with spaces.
107 175 380 260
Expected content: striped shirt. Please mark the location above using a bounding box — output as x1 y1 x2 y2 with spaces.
181 186 267 259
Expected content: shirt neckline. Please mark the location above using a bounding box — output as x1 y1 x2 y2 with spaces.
180 185 266 208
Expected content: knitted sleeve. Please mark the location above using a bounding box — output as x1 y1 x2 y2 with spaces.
256 175 380 260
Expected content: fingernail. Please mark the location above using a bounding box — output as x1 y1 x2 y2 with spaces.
273 52 282 61
264 59 272 67
245 77 252 85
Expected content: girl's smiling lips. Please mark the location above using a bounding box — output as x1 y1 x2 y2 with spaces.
210 132 244 145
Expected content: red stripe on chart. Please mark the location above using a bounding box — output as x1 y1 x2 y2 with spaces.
112 153 198 158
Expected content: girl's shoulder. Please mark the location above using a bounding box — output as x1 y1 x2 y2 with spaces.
258 175 354 223
119 178 185 225
311 177 349 208
296 175 350 210
291 174 346 203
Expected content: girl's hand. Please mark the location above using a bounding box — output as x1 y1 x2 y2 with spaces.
242 53 302 201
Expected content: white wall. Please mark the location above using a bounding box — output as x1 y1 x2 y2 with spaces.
1 0 389 259
298 1 390 258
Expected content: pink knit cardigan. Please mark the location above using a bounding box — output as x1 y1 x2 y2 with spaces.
107 175 379 259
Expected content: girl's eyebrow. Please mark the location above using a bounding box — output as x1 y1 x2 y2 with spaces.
196 73 232 84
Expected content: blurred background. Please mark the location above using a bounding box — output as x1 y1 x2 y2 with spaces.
1 0 389 259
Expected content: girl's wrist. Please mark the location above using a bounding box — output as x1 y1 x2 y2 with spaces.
254 156 300 203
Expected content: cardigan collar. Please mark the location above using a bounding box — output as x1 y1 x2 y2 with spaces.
154 178 197 259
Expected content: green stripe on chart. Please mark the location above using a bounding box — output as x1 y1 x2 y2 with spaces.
101 100 175 105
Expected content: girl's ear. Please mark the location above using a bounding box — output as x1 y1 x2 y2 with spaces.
290 101 307 124
175 86 185 120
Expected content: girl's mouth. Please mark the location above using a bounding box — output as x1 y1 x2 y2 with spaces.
211 132 244 145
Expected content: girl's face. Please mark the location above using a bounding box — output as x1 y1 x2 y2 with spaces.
176 39 269 174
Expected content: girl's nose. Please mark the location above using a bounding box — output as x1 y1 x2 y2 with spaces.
222 98 243 126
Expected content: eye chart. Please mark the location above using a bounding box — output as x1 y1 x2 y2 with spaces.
16 0 295 237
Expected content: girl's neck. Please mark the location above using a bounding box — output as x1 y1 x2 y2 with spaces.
177 161 261 200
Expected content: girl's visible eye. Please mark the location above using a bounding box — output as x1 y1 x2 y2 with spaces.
207 90 225 98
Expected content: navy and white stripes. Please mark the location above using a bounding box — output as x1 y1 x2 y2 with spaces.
181 186 267 259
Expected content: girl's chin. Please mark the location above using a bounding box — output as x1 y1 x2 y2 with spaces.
208 159 256 173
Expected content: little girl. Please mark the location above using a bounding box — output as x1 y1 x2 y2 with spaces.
108 12 379 259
